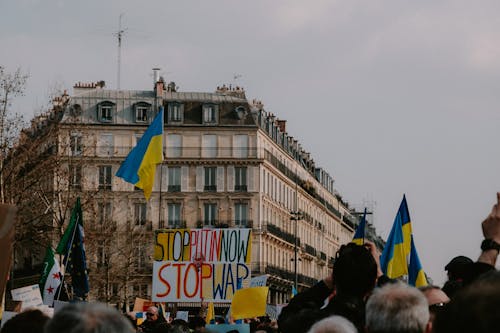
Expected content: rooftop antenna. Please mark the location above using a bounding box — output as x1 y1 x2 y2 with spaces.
114 13 127 90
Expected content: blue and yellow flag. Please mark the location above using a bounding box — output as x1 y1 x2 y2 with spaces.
380 200 408 279
408 236 427 287
116 107 164 200
351 208 367 245
399 195 413 258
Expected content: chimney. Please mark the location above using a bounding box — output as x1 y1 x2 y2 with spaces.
153 68 161 85
277 120 287 133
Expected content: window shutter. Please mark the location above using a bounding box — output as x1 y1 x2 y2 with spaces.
217 167 225 192
247 166 256 192
227 166 234 192
181 166 189 192
196 166 203 192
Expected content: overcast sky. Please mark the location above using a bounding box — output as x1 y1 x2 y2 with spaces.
2 0 500 285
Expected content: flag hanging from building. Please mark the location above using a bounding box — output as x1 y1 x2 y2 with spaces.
56 197 89 299
351 208 367 245
39 247 62 306
380 198 408 279
116 107 164 200
408 236 428 287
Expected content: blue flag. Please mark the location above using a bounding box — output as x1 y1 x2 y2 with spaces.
56 198 89 299
380 199 408 279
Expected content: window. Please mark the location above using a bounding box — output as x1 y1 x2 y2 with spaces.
166 134 181 158
168 203 181 227
135 245 147 269
202 134 217 158
235 167 247 191
134 203 147 226
204 167 216 191
135 105 149 122
98 134 113 156
203 203 217 226
98 202 112 225
233 134 248 158
167 103 183 123
70 133 82 156
234 203 248 227
203 104 217 124
99 166 112 190
97 245 107 267
168 167 181 192
69 165 82 189
98 102 115 122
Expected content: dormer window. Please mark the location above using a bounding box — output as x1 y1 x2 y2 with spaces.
203 104 218 124
98 101 115 123
134 102 151 123
167 102 183 123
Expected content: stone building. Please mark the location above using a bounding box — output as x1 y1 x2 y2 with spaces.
8 73 361 306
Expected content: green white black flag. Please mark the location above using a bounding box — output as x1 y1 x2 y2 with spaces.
39 247 61 306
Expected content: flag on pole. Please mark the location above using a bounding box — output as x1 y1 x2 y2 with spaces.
56 197 89 299
291 286 298 298
380 201 408 279
399 195 413 258
39 247 62 306
116 107 164 200
408 236 428 287
351 208 367 245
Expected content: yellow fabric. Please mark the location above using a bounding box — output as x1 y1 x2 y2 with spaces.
386 243 408 279
135 135 163 200
402 222 413 257
231 286 268 320
206 302 215 324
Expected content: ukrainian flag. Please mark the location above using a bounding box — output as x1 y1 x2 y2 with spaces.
399 195 413 258
380 205 408 279
116 107 164 200
351 208 367 245
408 236 428 287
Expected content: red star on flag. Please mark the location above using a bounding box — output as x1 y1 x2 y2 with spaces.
53 272 60 279
47 286 54 294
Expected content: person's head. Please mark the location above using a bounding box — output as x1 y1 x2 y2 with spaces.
44 302 134 333
366 282 430 333
433 270 500 333
332 243 377 298
1 309 49 333
418 285 449 325
306 315 358 333
444 256 472 281
188 316 206 332
146 306 159 322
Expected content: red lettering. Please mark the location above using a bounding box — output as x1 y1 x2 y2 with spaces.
200 263 213 299
156 263 171 298
184 263 199 298
172 263 185 299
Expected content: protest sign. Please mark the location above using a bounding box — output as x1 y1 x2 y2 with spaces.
153 228 252 302
10 284 43 311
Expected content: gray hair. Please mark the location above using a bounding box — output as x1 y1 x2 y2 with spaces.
44 302 134 333
307 315 358 333
366 282 429 333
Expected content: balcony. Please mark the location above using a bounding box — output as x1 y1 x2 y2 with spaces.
168 185 181 192
204 185 217 192
266 224 300 246
235 185 247 192
160 220 186 229
304 244 317 257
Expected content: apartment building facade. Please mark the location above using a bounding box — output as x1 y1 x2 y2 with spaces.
9 77 359 306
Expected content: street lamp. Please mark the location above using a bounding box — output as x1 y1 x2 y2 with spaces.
290 211 302 291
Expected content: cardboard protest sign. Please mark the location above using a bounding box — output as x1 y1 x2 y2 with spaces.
152 228 252 302
11 284 44 311
231 286 268 320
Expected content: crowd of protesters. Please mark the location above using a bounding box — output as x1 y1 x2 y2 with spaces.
2 193 500 333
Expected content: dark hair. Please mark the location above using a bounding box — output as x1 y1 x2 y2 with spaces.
434 270 500 333
1 309 49 333
332 243 377 297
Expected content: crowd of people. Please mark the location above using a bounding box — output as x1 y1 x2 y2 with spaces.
1 193 500 333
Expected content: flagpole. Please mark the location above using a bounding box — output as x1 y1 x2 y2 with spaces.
56 214 80 301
